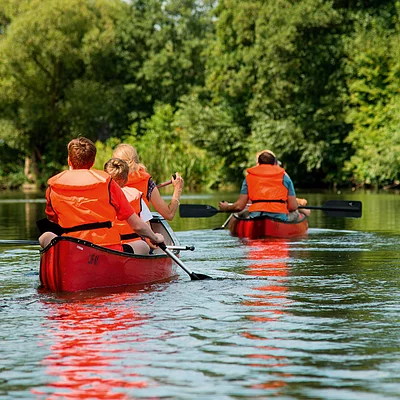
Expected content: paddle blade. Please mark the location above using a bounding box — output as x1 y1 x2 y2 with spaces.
323 200 362 218
190 272 213 280
159 242 213 280
36 218 64 235
179 204 220 218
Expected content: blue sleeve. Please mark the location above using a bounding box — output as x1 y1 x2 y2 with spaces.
283 173 296 196
240 179 248 194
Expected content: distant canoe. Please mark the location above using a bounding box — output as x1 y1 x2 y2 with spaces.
39 215 179 292
228 213 308 239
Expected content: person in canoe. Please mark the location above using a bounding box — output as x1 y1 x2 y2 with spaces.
104 157 154 255
112 144 184 220
219 149 311 221
39 137 165 251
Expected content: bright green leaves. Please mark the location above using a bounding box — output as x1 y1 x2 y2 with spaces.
0 0 399 190
344 7 400 186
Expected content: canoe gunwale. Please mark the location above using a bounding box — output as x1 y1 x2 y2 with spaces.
231 213 308 225
229 213 308 239
40 213 179 259
39 235 174 259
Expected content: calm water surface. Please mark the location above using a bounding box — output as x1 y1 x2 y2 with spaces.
0 190 399 399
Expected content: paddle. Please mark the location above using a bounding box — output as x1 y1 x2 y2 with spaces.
156 174 176 189
0 240 40 246
213 214 233 230
0 240 196 251
180 200 362 219
158 242 212 280
180 204 224 218
167 245 195 251
212 200 233 230
299 200 362 218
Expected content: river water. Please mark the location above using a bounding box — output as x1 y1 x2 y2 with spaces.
0 190 399 399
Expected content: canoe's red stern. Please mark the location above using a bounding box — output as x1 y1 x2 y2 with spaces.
229 215 308 239
40 237 177 292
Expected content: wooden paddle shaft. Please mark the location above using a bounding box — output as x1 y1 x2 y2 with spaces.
156 174 177 188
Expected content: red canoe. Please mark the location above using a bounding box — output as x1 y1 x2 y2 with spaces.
39 215 180 292
228 213 308 239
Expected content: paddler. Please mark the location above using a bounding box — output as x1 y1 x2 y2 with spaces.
39 137 164 250
219 149 311 221
112 144 184 220
104 157 153 255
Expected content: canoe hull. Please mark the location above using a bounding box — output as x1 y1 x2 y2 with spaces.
228 214 308 239
39 215 179 292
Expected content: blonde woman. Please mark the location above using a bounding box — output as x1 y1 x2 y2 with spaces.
112 144 184 220
104 157 154 254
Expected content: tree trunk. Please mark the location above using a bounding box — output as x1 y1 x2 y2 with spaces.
23 153 39 185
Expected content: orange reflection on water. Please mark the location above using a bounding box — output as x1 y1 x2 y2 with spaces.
245 239 290 322
242 239 293 393
32 289 155 399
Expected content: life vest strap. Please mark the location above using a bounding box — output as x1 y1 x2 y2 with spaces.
251 199 286 204
37 218 112 235
63 221 112 234
120 233 140 241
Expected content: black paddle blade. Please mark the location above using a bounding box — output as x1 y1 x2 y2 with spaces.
179 204 220 218
300 200 363 218
323 200 362 218
190 272 213 280
36 218 64 235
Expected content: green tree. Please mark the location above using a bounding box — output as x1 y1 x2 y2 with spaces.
205 0 352 186
131 103 211 191
95 103 212 190
114 0 215 128
344 5 400 187
0 0 126 185
176 92 247 186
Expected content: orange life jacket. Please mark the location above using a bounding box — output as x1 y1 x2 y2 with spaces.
114 187 143 243
47 169 121 246
246 164 289 214
125 170 152 207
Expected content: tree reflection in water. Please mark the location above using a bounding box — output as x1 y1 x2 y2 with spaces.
32 288 154 399
242 239 292 393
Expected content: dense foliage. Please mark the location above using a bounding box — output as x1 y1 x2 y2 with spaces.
0 0 399 190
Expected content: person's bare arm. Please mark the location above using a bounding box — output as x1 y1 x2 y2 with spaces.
219 194 249 212
126 213 164 244
287 195 298 212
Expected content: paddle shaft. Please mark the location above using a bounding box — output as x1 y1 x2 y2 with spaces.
0 240 40 246
300 205 355 211
158 243 212 280
213 213 233 230
156 180 172 189
221 213 234 228
159 244 193 275
0 240 194 252
156 174 177 189
167 245 195 251
180 200 362 219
